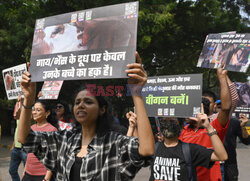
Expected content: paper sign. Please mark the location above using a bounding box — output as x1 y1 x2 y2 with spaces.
30 2 139 82
2 63 27 100
197 33 250 72
39 81 63 100
142 74 203 117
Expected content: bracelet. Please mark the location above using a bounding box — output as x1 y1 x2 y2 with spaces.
21 102 34 109
207 128 217 136
43 179 49 181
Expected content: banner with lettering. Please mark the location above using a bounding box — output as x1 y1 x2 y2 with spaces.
29 2 138 82
232 82 250 119
197 33 250 72
39 81 64 100
142 74 202 117
2 63 27 100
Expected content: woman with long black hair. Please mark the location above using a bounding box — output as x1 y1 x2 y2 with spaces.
18 53 155 181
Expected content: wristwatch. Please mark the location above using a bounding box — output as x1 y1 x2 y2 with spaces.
207 128 217 136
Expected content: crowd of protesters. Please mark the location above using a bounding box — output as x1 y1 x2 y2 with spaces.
5 53 248 181
4 56 248 181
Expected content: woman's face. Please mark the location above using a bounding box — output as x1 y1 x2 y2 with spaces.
73 90 103 125
55 104 65 118
32 102 49 122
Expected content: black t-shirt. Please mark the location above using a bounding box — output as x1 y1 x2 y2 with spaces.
149 141 214 181
69 156 82 181
224 118 250 166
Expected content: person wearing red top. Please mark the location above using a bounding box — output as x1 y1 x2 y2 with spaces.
179 65 231 181
22 100 58 181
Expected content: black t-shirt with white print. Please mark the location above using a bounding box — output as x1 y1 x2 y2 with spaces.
149 141 214 181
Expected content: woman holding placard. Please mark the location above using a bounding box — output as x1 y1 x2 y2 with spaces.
18 53 154 181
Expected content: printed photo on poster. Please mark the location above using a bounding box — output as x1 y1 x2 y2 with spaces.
3 70 16 90
232 82 250 119
197 33 250 72
142 74 203 118
29 2 139 82
2 63 27 100
39 80 64 100
31 18 135 57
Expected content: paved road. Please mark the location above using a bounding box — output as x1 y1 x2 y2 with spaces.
236 142 250 181
0 146 24 181
1 141 250 181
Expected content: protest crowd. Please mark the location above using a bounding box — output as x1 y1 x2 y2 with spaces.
2 2 250 181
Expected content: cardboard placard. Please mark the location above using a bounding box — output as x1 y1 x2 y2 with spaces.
142 74 203 117
197 33 250 72
39 81 64 100
30 2 139 82
2 63 27 100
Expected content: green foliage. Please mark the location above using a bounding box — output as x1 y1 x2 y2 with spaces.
137 0 249 90
0 0 249 111
140 35 151 48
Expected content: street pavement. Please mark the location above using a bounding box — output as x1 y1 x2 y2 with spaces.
1 136 250 181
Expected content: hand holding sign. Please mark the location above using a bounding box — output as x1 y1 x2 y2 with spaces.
126 52 147 96
217 63 228 81
29 2 139 81
20 71 36 104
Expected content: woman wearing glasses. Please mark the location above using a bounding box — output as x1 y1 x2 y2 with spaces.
22 100 58 181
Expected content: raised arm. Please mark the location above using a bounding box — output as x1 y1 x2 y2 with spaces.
217 66 231 127
226 76 239 117
199 104 228 161
126 52 154 157
13 95 22 120
207 122 228 162
18 71 36 144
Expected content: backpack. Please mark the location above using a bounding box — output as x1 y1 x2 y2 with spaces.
154 141 197 181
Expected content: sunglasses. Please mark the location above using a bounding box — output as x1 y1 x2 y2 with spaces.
56 105 64 109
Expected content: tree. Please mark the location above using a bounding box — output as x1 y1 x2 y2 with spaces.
138 0 249 94
0 0 249 109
